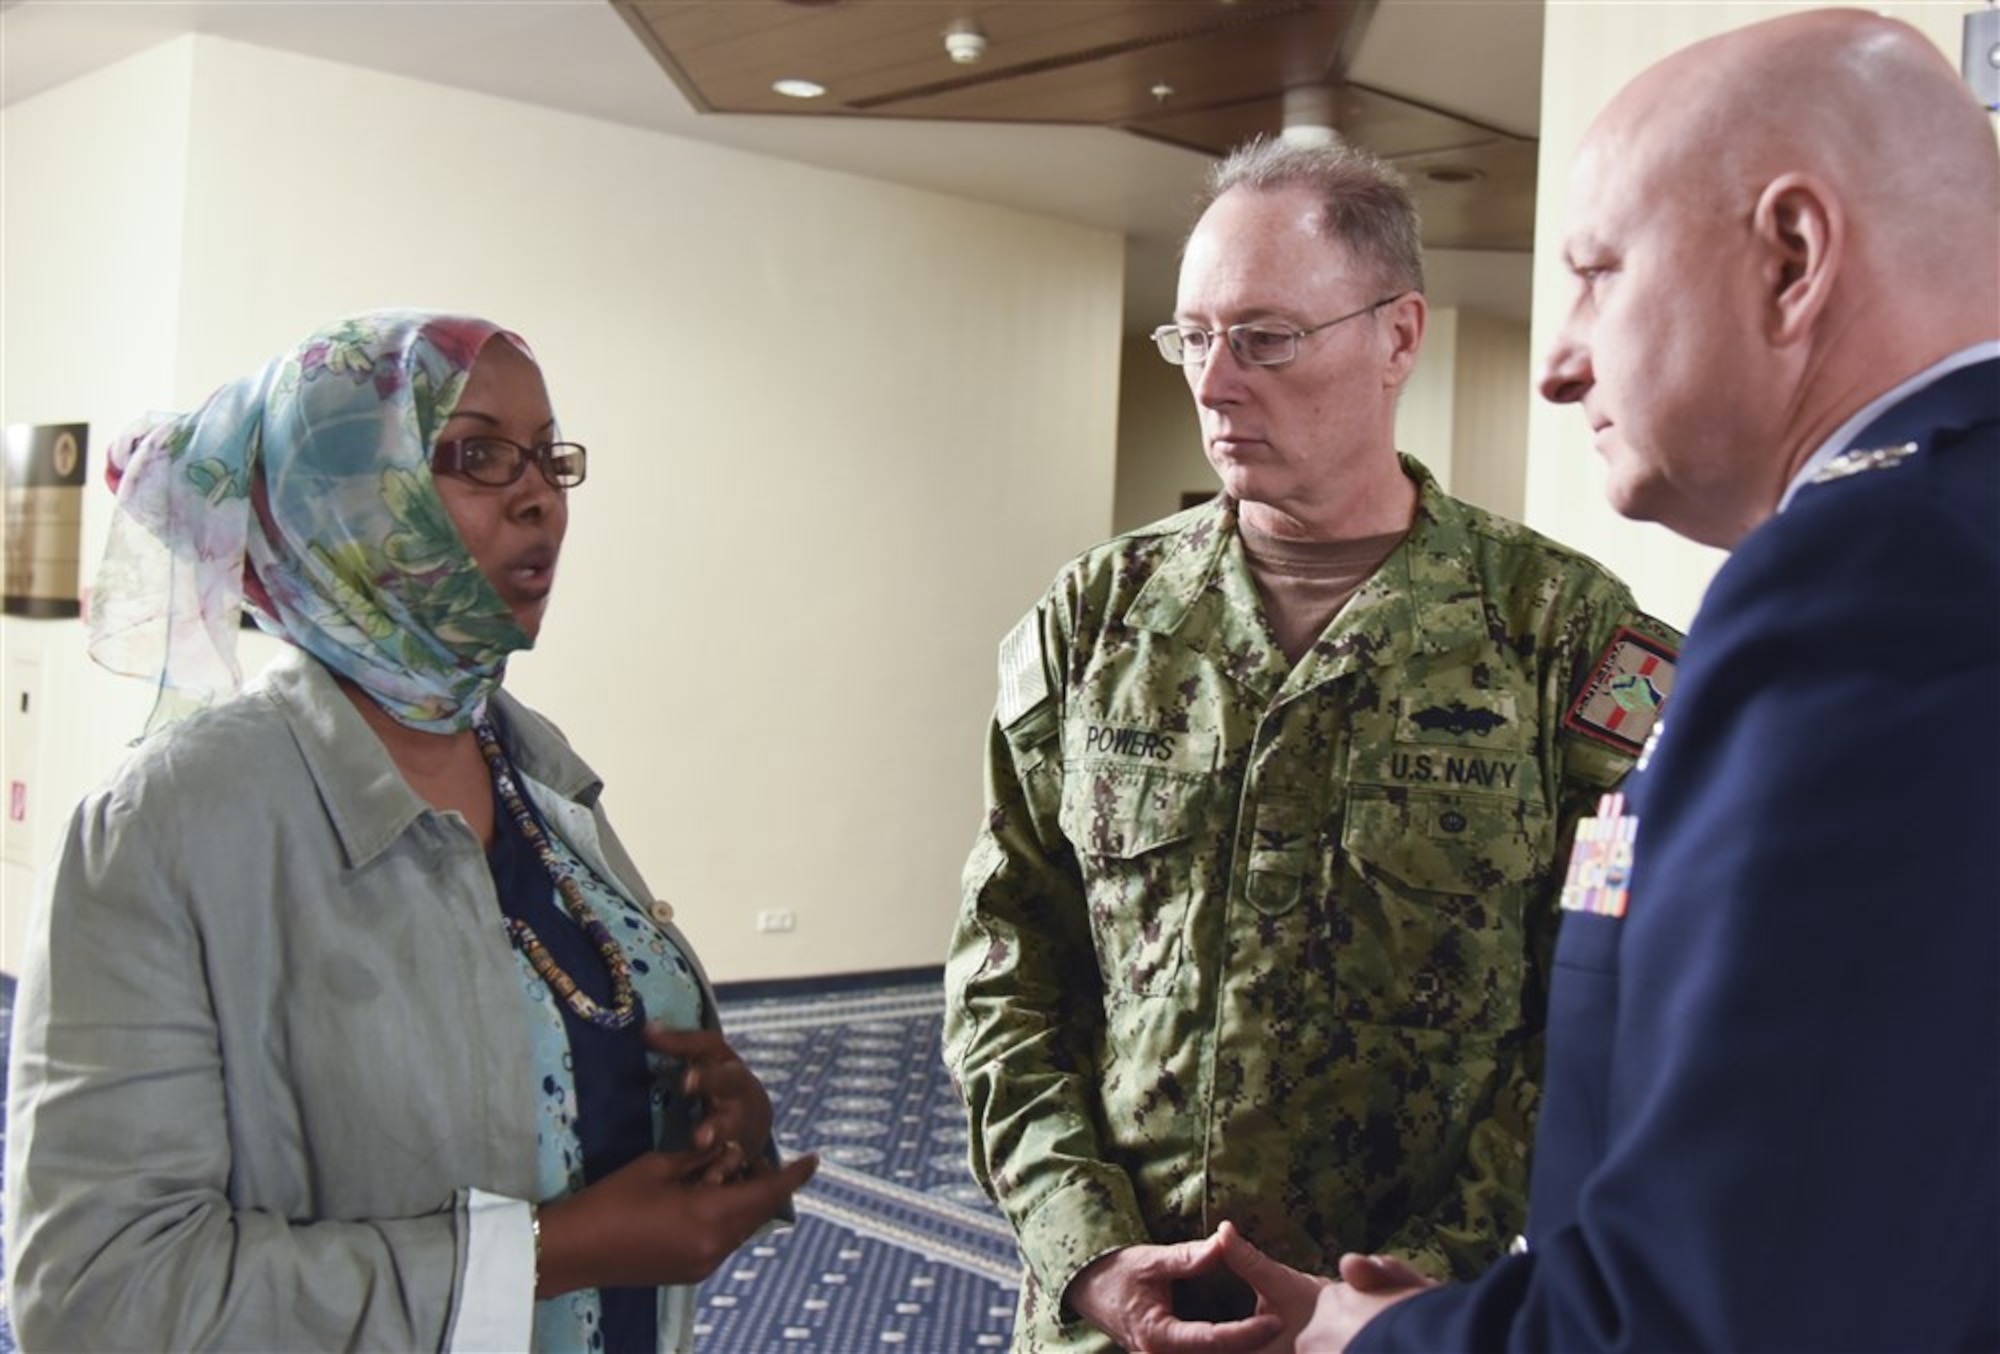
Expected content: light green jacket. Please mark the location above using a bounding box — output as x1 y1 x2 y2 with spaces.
4 647 716 1352
945 463 1681 1350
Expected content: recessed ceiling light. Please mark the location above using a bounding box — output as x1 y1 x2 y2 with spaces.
773 78 827 99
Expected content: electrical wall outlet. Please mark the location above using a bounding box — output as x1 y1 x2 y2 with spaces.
755 909 797 934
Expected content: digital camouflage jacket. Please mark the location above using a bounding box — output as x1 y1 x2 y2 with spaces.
944 459 1681 1351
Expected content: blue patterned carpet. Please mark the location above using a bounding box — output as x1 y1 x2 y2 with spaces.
700 974 1020 1350
0 971 1019 1352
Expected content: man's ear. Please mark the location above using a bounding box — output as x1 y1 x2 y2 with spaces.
1752 172 1842 345
1382 290 1427 389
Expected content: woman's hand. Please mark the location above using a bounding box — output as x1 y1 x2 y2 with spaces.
646 1026 775 1179
534 1145 819 1296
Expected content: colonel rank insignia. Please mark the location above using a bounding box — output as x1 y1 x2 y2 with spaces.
1564 626 1677 756
1810 440 1917 484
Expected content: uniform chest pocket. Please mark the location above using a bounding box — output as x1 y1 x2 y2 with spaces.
1335 788 1550 1031
1058 763 1207 996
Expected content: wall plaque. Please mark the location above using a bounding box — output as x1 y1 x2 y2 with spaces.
3 422 88 619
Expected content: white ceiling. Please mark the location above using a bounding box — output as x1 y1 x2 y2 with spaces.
0 0 1541 329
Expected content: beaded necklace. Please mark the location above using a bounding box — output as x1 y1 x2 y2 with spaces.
474 718 640 1030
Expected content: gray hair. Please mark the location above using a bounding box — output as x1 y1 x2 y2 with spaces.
1199 136 1426 295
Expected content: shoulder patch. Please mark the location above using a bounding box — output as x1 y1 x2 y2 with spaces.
1563 626 1677 756
1811 441 1917 485
996 608 1051 729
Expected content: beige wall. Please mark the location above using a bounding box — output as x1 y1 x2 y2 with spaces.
0 40 208 974
1112 334 1206 532
0 35 1124 982
1450 311 1531 521
1395 305 1459 492
1527 1 1975 631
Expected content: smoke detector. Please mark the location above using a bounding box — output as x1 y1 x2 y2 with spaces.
944 20 987 64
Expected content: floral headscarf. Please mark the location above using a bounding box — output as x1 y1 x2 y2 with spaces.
88 310 540 733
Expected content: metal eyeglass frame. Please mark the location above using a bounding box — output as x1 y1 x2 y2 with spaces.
1151 292 1409 367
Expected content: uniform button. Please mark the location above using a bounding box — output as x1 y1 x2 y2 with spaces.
650 899 676 924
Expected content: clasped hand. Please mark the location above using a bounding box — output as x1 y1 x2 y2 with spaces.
533 1026 818 1298
1066 1222 1436 1353
649 1025 777 1182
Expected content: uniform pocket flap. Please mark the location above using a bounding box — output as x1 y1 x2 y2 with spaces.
1058 764 1205 859
1342 790 1548 894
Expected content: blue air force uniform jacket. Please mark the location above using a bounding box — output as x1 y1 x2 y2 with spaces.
1355 356 2000 1351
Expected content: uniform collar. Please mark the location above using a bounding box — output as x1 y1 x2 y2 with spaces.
257 646 603 870
1121 457 1488 696
1123 497 1234 635
1779 343 2000 512
1351 457 1491 657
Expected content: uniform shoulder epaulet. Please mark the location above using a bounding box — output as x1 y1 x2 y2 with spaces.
1811 441 1918 485
1562 622 1678 759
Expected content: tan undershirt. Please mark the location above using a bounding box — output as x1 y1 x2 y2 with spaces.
1238 518 1410 667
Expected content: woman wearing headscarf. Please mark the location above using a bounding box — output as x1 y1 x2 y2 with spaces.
3 311 816 1352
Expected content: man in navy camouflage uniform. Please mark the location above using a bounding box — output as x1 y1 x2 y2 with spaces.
944 137 1680 1352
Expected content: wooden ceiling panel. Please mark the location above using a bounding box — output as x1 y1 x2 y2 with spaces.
1399 139 1538 251
639 4 957 94
866 10 1355 123
643 0 1326 76
611 0 1536 252
1130 84 1508 160
620 1 1359 117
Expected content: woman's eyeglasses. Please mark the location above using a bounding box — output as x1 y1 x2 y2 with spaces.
433 437 588 489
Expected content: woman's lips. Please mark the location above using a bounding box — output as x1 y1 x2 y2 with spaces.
504 546 558 597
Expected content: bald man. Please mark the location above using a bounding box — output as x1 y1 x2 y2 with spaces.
1188 10 2000 1350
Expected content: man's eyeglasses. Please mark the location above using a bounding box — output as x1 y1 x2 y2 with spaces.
1151 293 1408 368
433 436 588 489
